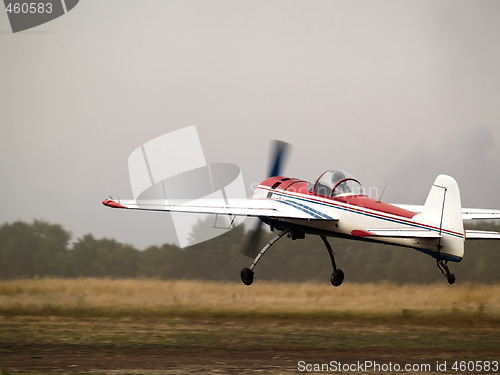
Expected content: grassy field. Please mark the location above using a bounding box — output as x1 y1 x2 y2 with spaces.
0 278 499 320
1 279 499 374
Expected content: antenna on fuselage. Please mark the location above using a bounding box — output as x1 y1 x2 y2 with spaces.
377 181 388 203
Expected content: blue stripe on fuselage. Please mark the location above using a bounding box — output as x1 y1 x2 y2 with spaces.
277 199 333 219
268 190 463 239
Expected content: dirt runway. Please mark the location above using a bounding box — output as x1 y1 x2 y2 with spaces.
3 345 497 374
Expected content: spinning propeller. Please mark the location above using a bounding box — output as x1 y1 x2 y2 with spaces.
242 140 290 258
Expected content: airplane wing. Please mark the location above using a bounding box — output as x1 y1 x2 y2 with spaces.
352 229 441 239
102 198 339 221
393 204 500 220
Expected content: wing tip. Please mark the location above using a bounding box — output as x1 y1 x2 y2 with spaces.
102 199 127 209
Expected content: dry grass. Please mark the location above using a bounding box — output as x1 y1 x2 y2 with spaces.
0 278 499 322
2 279 499 375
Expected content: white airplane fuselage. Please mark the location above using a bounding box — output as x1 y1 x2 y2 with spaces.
253 175 464 262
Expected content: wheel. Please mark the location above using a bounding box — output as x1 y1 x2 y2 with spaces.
447 273 456 285
330 269 344 287
241 267 254 286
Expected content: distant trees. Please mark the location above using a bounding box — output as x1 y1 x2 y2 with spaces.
68 235 140 278
0 219 499 283
0 220 70 278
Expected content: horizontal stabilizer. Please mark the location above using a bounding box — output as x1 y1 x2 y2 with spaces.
465 230 500 239
462 208 500 220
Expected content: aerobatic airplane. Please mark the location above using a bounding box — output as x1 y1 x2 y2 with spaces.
103 141 500 286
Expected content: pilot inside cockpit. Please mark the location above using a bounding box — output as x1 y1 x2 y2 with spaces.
308 169 365 198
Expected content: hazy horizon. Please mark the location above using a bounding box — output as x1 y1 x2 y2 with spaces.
1 0 499 248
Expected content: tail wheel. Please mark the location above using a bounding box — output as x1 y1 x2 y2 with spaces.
437 260 456 285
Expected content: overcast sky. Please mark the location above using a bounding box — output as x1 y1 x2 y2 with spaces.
1 0 499 248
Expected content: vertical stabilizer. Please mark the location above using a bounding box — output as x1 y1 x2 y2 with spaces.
414 175 465 261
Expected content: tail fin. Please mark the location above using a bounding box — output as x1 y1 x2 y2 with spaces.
415 175 465 262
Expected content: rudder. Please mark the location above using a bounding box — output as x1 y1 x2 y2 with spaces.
414 175 465 262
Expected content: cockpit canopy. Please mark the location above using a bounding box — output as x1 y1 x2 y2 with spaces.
308 169 365 198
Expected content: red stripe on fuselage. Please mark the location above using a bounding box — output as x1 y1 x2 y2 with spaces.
336 195 417 219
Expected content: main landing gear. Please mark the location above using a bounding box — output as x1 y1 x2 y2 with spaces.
437 260 456 285
240 229 290 286
240 230 345 287
321 235 344 287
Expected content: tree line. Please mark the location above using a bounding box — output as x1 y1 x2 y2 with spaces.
0 219 499 284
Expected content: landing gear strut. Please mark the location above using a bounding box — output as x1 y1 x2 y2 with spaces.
321 235 344 287
437 260 456 285
240 229 291 286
